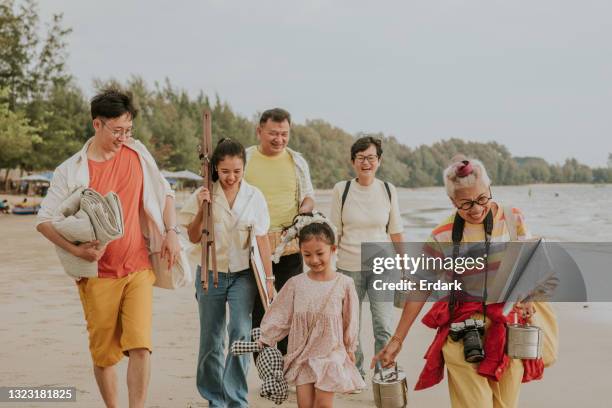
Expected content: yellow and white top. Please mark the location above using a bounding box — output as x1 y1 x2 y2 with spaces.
244 148 298 230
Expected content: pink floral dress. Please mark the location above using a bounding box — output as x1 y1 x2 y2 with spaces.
260 273 366 393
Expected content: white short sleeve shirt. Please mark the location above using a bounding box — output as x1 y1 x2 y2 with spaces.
179 180 270 272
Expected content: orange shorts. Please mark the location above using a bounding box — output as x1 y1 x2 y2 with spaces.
77 269 155 367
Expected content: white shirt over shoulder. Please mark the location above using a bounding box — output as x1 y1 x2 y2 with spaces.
36 137 175 255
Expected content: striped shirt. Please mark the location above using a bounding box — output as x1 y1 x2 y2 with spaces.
424 203 531 297
430 204 530 244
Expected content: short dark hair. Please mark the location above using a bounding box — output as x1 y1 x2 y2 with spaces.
211 138 246 182
90 88 138 120
298 221 335 246
350 136 383 161
259 108 291 126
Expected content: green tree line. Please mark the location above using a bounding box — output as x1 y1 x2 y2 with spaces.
1 0 611 189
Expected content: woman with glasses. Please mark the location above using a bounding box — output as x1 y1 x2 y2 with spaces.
372 155 552 408
329 136 404 388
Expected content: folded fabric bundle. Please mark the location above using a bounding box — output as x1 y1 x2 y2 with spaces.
52 187 124 279
80 189 124 244
231 328 288 405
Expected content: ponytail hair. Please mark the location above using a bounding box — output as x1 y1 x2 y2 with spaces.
210 138 246 182
298 221 336 246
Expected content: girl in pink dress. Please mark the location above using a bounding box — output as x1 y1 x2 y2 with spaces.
260 217 366 407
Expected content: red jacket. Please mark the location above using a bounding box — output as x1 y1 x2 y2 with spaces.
415 301 544 390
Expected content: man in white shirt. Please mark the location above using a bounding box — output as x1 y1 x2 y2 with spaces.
36 89 180 408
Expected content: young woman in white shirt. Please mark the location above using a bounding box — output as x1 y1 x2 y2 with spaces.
180 138 274 408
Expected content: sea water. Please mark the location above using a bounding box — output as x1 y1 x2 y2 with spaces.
397 183 612 242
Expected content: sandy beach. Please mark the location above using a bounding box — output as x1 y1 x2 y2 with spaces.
1 188 612 407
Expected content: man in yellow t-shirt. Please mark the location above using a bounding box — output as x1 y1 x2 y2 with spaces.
245 147 298 230
245 108 315 355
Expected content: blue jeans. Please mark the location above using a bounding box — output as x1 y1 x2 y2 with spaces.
195 267 257 408
339 268 393 377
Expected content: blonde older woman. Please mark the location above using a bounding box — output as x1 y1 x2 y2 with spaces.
372 156 547 408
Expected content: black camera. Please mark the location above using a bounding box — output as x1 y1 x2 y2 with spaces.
449 318 485 363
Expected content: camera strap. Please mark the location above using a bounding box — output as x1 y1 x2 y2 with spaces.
450 209 494 322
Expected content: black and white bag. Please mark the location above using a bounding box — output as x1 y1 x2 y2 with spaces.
231 328 288 405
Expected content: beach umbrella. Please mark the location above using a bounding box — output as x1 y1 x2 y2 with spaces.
161 170 179 178
19 173 52 182
162 170 202 181
173 170 202 181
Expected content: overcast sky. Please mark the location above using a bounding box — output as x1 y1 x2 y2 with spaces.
38 0 611 166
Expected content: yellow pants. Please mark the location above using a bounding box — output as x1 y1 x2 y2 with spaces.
442 318 524 408
77 269 155 367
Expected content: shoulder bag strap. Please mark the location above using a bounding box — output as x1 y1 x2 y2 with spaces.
449 213 465 317
340 180 351 230
341 180 351 212
383 181 392 233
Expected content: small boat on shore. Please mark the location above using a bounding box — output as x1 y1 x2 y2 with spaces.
12 205 40 215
